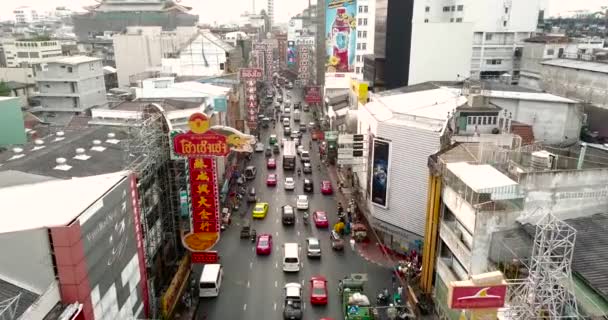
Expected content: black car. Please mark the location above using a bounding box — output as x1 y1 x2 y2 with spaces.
282 205 295 225
303 179 313 193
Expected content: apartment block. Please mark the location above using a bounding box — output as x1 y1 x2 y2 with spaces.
2 39 62 68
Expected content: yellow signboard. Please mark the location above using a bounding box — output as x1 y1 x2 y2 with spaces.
350 80 369 105
161 255 191 318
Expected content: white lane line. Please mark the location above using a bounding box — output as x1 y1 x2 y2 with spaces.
274 302 277 310
303 302 306 310
297 231 300 236
301 279 304 285
247 281 250 288
276 218 279 224
276 231 279 236
275 262 278 269
250 262 253 269
275 281 278 287
251 246 254 252
243 304 247 311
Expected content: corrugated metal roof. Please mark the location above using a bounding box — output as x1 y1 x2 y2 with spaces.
0 278 39 319
541 59 608 75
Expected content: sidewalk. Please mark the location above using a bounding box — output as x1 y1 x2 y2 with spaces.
327 164 400 269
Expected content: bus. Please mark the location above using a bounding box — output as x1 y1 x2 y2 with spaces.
283 140 296 170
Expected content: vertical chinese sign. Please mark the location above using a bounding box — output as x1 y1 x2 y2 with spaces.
297 44 311 86
170 113 255 263
239 68 263 131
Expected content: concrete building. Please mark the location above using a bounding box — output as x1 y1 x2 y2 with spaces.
161 31 242 77
426 141 608 319
35 56 107 120
365 0 473 90
267 0 274 29
13 6 39 24
223 31 249 47
519 35 605 90
2 39 62 68
354 0 375 80
113 26 197 87
354 81 581 253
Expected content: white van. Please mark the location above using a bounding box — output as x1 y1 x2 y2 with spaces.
199 264 223 297
282 118 290 127
283 243 300 272
293 110 301 122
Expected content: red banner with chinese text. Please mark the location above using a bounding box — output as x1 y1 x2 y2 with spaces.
189 157 220 233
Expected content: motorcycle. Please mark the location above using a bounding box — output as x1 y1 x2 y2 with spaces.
377 289 389 305
303 212 309 224
297 169 302 177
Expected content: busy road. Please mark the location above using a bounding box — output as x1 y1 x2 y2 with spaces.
194 83 391 320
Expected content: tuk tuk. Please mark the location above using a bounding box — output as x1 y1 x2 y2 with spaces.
240 222 251 239
353 224 368 242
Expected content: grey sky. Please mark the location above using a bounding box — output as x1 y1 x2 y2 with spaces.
1 0 606 24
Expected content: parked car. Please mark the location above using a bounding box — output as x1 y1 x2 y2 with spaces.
321 180 333 195
313 211 329 228
247 187 257 203
255 142 265 152
330 230 344 251
309 276 328 305
256 234 273 255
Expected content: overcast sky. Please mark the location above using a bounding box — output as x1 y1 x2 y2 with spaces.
1 0 606 24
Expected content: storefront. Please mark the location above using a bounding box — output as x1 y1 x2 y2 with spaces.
370 217 424 257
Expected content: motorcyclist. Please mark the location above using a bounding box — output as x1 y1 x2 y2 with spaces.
297 167 302 176
303 211 309 224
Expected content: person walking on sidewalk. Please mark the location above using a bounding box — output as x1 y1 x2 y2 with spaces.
349 238 356 251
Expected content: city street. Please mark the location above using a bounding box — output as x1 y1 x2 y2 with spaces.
194 87 391 320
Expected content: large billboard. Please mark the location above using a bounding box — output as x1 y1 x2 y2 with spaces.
81 176 147 319
287 41 296 67
325 0 357 73
371 138 391 208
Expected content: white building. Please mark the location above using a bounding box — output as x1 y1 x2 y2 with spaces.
35 56 107 121
223 31 249 47
418 0 546 81
161 30 241 77
287 18 304 42
13 6 39 24
2 39 62 68
354 0 375 80
113 26 197 87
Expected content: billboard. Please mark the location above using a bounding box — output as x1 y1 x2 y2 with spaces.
81 176 147 319
325 0 357 73
287 41 296 67
297 45 311 81
448 284 507 309
371 138 390 208
305 86 322 104
288 18 303 41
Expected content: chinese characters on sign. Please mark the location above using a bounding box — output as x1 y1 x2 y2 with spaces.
305 86 322 104
189 157 220 233
297 45 310 83
240 68 263 130
191 251 219 264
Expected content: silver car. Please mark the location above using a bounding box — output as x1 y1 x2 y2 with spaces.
306 237 321 258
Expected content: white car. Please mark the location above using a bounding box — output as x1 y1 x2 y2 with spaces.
297 145 305 155
296 195 309 210
284 177 295 190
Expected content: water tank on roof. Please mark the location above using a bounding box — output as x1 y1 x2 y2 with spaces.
531 150 557 170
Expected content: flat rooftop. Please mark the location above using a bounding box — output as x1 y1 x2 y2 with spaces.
541 59 608 75
44 55 101 65
446 162 518 193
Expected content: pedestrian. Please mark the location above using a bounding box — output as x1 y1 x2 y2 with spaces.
391 272 396 288
397 285 403 297
349 238 356 251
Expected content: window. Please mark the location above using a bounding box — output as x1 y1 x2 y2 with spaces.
67 67 73 73
485 33 493 41
456 18 462 22
358 31 362 37
457 5 464 11
359 6 363 13
356 55 361 62
362 43 367 50
358 18 362 26
492 117 497 125
356 67 361 73
425 6 430 12
450 18 454 22
443 6 450 12
546 49 554 56
29 52 39 58
486 59 502 65
364 5 368 13
424 19 429 23
357 43 361 50
17 52 28 58
451 5 455 11
362 31 367 38
505 7 509 14
89 63 95 71
363 18 368 25
503 21 507 27
482 117 487 125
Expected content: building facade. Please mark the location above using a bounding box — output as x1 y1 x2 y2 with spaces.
2 39 62 68
13 6 39 24
35 56 108 116
354 0 375 80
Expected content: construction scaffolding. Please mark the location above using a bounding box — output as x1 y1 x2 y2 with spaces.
0 294 20 320
505 213 580 319
124 103 186 318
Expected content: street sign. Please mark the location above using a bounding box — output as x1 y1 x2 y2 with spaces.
338 134 366 144
248 114 257 121
247 101 256 109
337 158 366 165
247 121 257 129
348 305 359 314
248 109 256 116
325 131 339 141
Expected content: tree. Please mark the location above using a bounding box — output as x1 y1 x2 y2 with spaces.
0 81 11 97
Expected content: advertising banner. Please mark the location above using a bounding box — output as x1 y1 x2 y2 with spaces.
287 41 296 67
239 68 263 80
189 157 220 233
305 86 322 104
448 284 507 309
191 251 219 264
325 0 357 73
297 45 311 82
371 138 391 208
213 96 227 112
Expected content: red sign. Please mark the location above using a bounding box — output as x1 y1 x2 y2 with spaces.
192 251 219 264
240 68 263 80
449 285 507 309
173 131 229 157
247 121 258 129
193 219 220 233
305 86 322 104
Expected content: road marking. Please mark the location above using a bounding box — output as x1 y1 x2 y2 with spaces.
275 262 278 269
303 302 306 310
301 279 304 285
297 231 300 236
276 218 279 224
275 281 278 287
276 231 279 236
247 281 250 288
274 302 277 310
250 262 253 269
252 246 254 252
243 304 247 311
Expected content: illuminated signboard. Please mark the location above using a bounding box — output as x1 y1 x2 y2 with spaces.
191 251 219 264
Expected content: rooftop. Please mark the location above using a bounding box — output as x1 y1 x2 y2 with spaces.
43 55 101 65
0 126 128 179
524 35 571 44
0 172 127 234
486 90 578 104
113 98 202 111
0 277 39 319
541 58 608 74
446 162 518 193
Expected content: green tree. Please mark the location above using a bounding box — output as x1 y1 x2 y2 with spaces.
0 81 11 97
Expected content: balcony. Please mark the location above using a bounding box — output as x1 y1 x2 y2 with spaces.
439 220 472 271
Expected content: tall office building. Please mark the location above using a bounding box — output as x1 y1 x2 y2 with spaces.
353 0 375 80
366 0 544 89
267 0 274 29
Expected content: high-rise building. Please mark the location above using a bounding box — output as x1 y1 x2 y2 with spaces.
267 0 274 29
366 0 544 90
353 0 375 80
